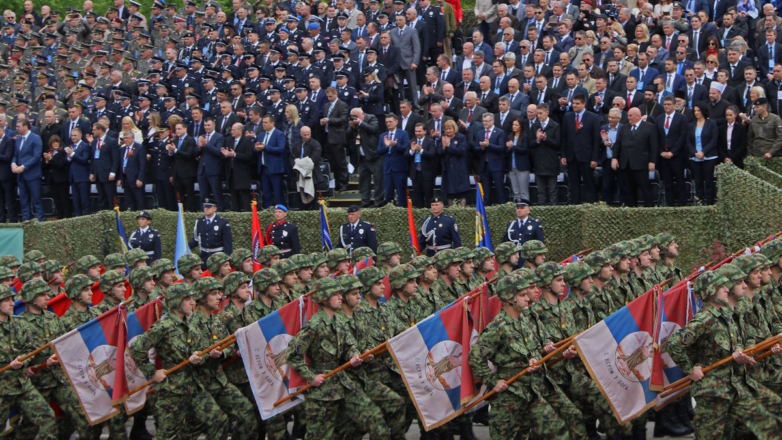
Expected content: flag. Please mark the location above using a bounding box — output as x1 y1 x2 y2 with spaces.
408 197 421 258
251 199 265 272
351 256 375 275
174 203 190 278
50 299 162 425
14 293 71 317
235 296 317 420
475 183 493 251
387 302 486 431
461 285 499 405
319 200 333 251
575 286 660 424
381 274 392 303
560 254 580 299
114 206 130 254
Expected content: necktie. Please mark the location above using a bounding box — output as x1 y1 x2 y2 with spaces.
70 121 76 136
665 115 670 129
468 108 473 122
207 218 211 227
482 92 486 102
666 37 671 50
568 89 573 102
194 122 200 138
441 70 446 81
435 119 440 133
18 136 24 151
501 113 505 125
632 125 637 132
667 74 673 88
554 77 559 88
694 31 699 56
575 113 580 131
688 86 693 101
731 65 735 76
627 92 632 109
545 51 550 64
97 138 102 151
383 46 387 56
536 65 540 74
771 44 775 60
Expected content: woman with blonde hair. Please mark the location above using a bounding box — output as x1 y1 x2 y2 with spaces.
632 24 651 52
610 22 627 46
122 116 144 143
285 104 303 158
705 54 719 78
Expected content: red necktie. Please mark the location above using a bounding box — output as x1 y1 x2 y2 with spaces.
575 113 580 131
627 92 631 109
665 115 670 129
468 109 473 122
97 138 102 151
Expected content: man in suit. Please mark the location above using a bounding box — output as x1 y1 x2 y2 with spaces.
506 79 530 111
588 77 616 125
408 122 438 208
455 69 481 101
223 122 255 212
196 117 226 212
599 109 624 204
474 113 507 205
439 84 464 120
348 108 383 207
256 115 287 208
320 88 350 190
661 58 687 94
458 92 487 148
0 120 16 223
718 11 743 48
399 100 424 142
477 76 499 114
216 101 241 137
495 97 522 135
656 96 689 206
377 113 409 207
390 14 421 109
12 119 44 221
619 8 636 42
491 60 511 98
758 28 782 82
60 106 93 146
625 76 646 109
606 60 628 95
765 65 782 115
89 122 120 212
65 127 90 217
629 53 660 92
736 66 760 113
169 121 199 212
687 15 709 60
530 74 558 107
561 94 601 204
683 68 708 109
119 130 146 211
721 47 750 88
612 107 659 207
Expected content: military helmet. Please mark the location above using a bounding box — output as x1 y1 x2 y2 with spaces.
42 260 63 281
583 251 609 273
24 250 45 263
520 240 547 260
206 252 230 274
754 253 773 269
389 264 418 290
564 261 597 287
310 252 328 268
230 248 253 269
0 255 20 268
603 242 630 266
129 266 155 289
454 247 474 264
177 254 202 275
515 267 540 286
17 262 43 284
472 247 494 264
311 277 343 303
694 271 729 301
626 239 640 257
125 248 149 266
536 262 565 287
433 249 459 271
290 254 312 271
495 273 529 301
253 268 281 293
338 274 363 293
409 255 432 273
192 277 223 301
357 266 385 290
65 274 93 300
223 272 249 296
495 242 520 264
327 248 349 269
0 284 14 302
733 255 763 278
258 245 281 264
716 264 746 290
104 253 127 270
376 242 402 261
151 258 175 278
655 232 675 249
0 266 14 281
636 235 655 253
99 269 126 292
74 255 101 274
352 246 376 262
20 279 51 303
761 239 782 264
165 283 193 309
273 259 298 278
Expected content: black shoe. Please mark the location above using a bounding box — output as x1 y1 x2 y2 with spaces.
632 422 646 440
374 200 388 208
653 406 690 438
674 400 694 433
586 420 606 440
129 415 153 440
459 419 477 440
471 406 489 426
683 392 695 420
361 202 373 208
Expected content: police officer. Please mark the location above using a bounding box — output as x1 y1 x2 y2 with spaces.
417 197 461 257
128 211 162 263
503 199 545 268
337 205 378 254
188 198 233 269
264 204 301 259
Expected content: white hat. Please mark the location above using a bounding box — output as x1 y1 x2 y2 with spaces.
710 82 726 93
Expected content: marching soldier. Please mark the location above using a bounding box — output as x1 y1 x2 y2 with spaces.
59 275 100 330
603 242 635 306
472 248 497 285
126 248 151 270
377 242 402 274
327 248 351 275
206 252 232 283
520 240 547 272
189 198 233 269
503 199 545 268
454 247 481 291
257 245 283 269
265 205 301 259
430 249 464 304
290 254 314 295
177 254 204 288
583 251 618 322
128 266 156 311
17 262 43 285
128 211 162 263
656 232 684 284
230 248 255 276
409 256 446 317
494 242 520 276
150 258 177 313
417 197 461 257
337 205 378 254
42 260 64 297
311 253 331 281
273 259 301 304
94 269 127 315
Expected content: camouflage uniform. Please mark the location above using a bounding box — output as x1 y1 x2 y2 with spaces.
409 256 448 317
431 249 464 304
127 266 155 312
59 275 101 330
562 262 598 332
583 251 618 321
93 269 127 315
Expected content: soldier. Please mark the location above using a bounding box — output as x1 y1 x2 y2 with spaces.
189 198 233 269
667 271 782 440
627 238 654 301
409 256 446 317
290 254 314 295
352 246 377 268
230 248 255 276
520 240 547 272
17 262 43 285
0 266 15 291
417 197 461 257
128 211 162 263
24 250 46 264
562 261 598 332
287 277 392 440
0 284 57 440
265 205 301 259
472 247 497 285
258 245 283 268
311 253 331 280
583 251 618 322
177 254 204 287
656 232 684 284
42 260 64 297
94 269 127 315
16 279 95 440
327 248 351 275
149 258 176 305
73 254 102 282
495 242 520 276
0 255 21 278
104 253 128 273
272 259 301 304
638 234 664 285
747 97 782 159
454 247 481 290
128 266 156 312
126 248 151 270
337 205 378 254
503 199 545 268
206 251 232 283
603 242 634 306
431 249 464 304
386 264 424 328
377 241 402 274
129 283 230 439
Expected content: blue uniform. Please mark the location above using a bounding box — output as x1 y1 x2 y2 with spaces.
265 221 301 259
502 216 545 266
128 227 162 263
188 215 233 268
417 213 461 257
336 220 378 254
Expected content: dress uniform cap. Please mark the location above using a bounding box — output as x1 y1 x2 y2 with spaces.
65 274 92 299
279 27 290 34
363 68 375 76
207 252 231 275
253 268 281 293
151 258 175 278
99 269 126 292
515 198 531 207
494 242 520 264
694 271 728 301
275 204 288 212
564 261 597 287
24 250 45 263
495 273 529 301
335 72 347 79
287 14 300 22
732 255 763 276
104 253 127 270
409 255 432 273
0 266 13 281
352 246 376 262
357 266 385 289
377 242 402 260
761 239 782 263
715 263 746 290
583 251 609 272
290 254 313 271
338 274 363 293
192 277 223 301
432 249 458 271
312 277 342 303
177 254 203 274
203 198 216 207
327 248 349 269
126 248 149 266
272 259 298 278
389 264 418 290
21 279 51 303
755 97 769 106
536 262 565 287
472 247 495 264
17 262 43 284
520 239 547 260
42 260 63 281
223 272 249 296
129 266 155 289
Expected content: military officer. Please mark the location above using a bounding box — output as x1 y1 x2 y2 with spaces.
503 199 545 268
417 197 461 257
128 211 163 263
337 205 378 254
336 72 359 108
188 198 233 269
265 205 301 259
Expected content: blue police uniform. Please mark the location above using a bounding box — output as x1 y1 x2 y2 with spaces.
337 220 378 254
128 227 162 263
503 216 545 266
188 215 233 268
417 213 462 257
265 221 301 259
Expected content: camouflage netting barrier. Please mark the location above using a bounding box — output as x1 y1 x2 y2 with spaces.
744 158 782 190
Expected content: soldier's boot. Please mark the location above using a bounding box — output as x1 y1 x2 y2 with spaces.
631 421 646 440
470 406 489 426
682 393 694 420
652 405 690 438
586 419 606 440
673 400 694 433
458 418 476 440
129 414 153 440
291 415 305 439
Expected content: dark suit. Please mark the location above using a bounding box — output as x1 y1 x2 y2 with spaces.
90 135 121 211
473 126 508 205
612 121 659 207
348 114 383 206
607 73 628 94
197 131 226 211
12 132 44 221
120 142 147 211
720 61 750 88
528 119 561 204
67 140 91 217
655 112 689 206
758 43 782 79
171 135 199 212
321 98 350 187
408 136 438 208
687 119 719 205
530 87 559 106
225 135 255 211
60 118 92 146
216 113 241 137
491 74 511 97
256 128 287 207
718 121 746 169
495 110 522 136
0 130 17 222
765 80 782 115
477 90 499 114
561 110 601 203
588 89 617 124
683 83 708 109
401 112 424 141
377 128 409 206
506 91 530 111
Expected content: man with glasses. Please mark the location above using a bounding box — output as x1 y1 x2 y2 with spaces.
673 45 694 75
517 41 532 67
683 67 707 109
583 54 604 79
606 59 627 94
568 31 592 67
595 37 613 70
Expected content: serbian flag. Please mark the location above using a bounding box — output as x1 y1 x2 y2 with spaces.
235 296 318 420
12 278 21 293
475 183 493 251
14 292 72 316
115 206 130 254
381 275 392 303
461 285 500 405
387 302 486 431
319 200 333 251
574 286 660 424
351 255 375 275
408 197 421 258
251 199 264 272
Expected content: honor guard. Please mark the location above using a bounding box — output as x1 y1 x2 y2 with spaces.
128 211 162 263
417 197 461 257
264 205 301 259
188 198 233 269
502 199 545 267
337 205 378 254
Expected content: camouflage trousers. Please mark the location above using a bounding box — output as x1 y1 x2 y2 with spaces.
535 380 588 440
236 381 288 440
341 375 407 439
16 385 95 440
709 383 782 440
208 383 259 440
154 388 229 439
385 370 419 434
564 367 631 437
305 391 391 440
0 389 57 440
489 391 571 440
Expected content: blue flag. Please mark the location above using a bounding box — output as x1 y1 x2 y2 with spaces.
475 183 493 251
319 200 333 251
115 206 129 254
174 203 190 277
